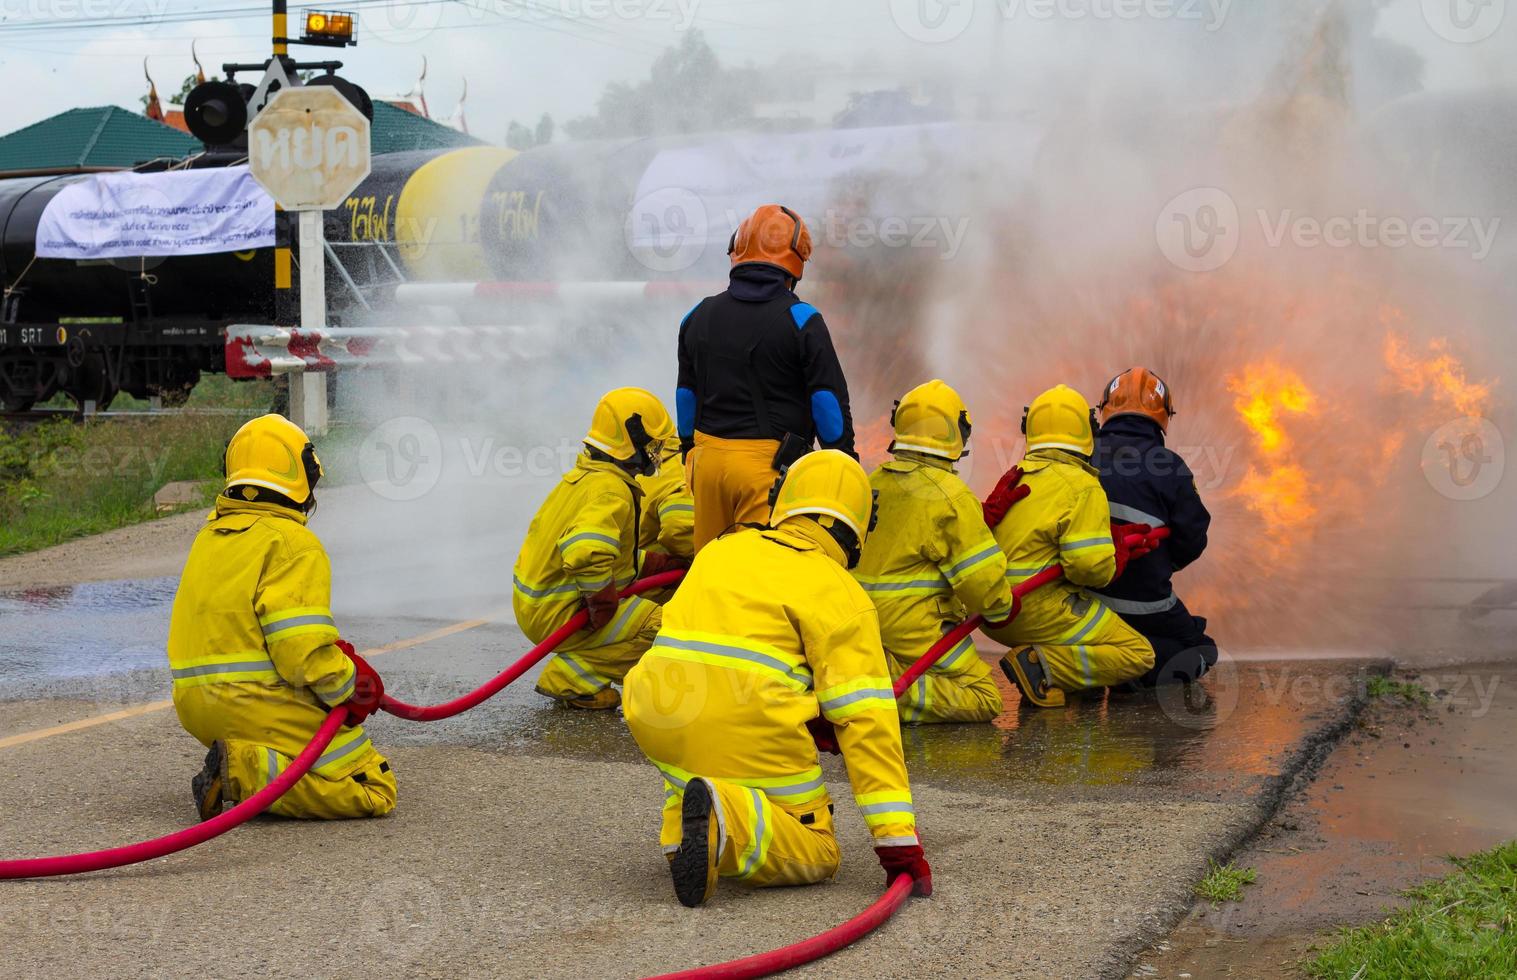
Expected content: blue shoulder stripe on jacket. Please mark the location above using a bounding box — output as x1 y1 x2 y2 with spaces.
789 302 819 329
680 300 702 328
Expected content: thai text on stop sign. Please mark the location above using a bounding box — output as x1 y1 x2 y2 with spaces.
251 124 365 176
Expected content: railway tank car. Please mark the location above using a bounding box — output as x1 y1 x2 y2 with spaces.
1 118 1020 411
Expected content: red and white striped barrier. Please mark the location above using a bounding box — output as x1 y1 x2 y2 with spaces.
225 323 552 378
390 280 720 309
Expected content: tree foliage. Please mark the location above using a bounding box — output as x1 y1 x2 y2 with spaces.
565 30 757 139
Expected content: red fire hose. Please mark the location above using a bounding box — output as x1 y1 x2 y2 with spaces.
0 707 350 880
380 570 686 722
0 571 686 880
645 876 916 980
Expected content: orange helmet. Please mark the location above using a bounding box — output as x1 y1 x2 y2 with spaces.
1098 367 1176 431
728 204 813 281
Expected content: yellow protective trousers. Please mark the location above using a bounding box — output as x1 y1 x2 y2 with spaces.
686 433 781 552
534 597 662 698
982 587 1155 693
661 777 840 888
888 629 1004 724
224 737 396 819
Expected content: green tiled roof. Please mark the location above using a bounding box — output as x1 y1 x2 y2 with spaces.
369 101 481 154
0 101 481 174
0 106 198 174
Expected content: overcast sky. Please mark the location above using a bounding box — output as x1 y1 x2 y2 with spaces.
0 0 1511 140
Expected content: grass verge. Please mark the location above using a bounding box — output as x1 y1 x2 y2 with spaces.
0 414 248 556
1366 674 1432 705
1307 840 1517 979
1195 859 1257 904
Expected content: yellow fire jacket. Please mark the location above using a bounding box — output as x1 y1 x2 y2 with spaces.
167 497 374 778
637 453 695 559
513 453 645 644
855 453 1016 640
993 447 1117 600
623 519 918 846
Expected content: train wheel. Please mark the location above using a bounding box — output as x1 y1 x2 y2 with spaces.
63 355 118 412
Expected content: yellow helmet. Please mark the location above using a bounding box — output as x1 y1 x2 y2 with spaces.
768 449 877 567
223 413 323 508
890 379 972 460
1022 384 1096 457
585 387 675 476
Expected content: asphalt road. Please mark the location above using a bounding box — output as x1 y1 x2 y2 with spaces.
0 567 1386 979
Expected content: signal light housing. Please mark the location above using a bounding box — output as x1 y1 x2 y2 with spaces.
301 9 356 46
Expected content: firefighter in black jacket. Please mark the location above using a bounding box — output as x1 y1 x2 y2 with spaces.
676 203 856 552
1091 368 1218 686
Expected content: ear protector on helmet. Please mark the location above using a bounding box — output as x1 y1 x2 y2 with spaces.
624 413 658 477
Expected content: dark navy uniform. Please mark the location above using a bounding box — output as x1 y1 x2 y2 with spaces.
1091 414 1217 686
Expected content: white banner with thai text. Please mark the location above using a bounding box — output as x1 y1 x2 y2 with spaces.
37 165 274 259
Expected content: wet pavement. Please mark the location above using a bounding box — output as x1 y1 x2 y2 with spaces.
1129 661 1517 979
0 570 1392 979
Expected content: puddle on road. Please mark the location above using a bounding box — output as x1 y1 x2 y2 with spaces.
0 578 177 694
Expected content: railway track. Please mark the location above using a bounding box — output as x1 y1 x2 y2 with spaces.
0 406 263 426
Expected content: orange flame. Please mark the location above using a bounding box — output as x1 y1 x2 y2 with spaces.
1227 362 1320 533
1383 332 1495 418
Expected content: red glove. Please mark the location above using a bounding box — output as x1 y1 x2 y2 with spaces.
335 639 385 725
639 550 689 578
982 466 1031 529
1110 522 1153 581
875 844 933 897
806 717 840 755
584 582 621 630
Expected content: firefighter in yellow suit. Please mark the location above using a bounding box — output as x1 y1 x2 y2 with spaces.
983 385 1155 707
638 440 695 561
854 381 1014 724
624 450 933 907
168 414 396 821
513 388 685 710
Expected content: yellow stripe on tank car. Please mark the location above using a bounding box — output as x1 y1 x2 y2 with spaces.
394 147 519 280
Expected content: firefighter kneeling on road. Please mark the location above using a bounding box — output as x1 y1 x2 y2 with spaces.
1092 368 1217 687
854 380 1025 724
513 388 686 710
623 450 931 907
169 414 394 821
983 385 1157 708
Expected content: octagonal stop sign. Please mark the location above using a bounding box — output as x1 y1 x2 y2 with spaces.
248 86 371 211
